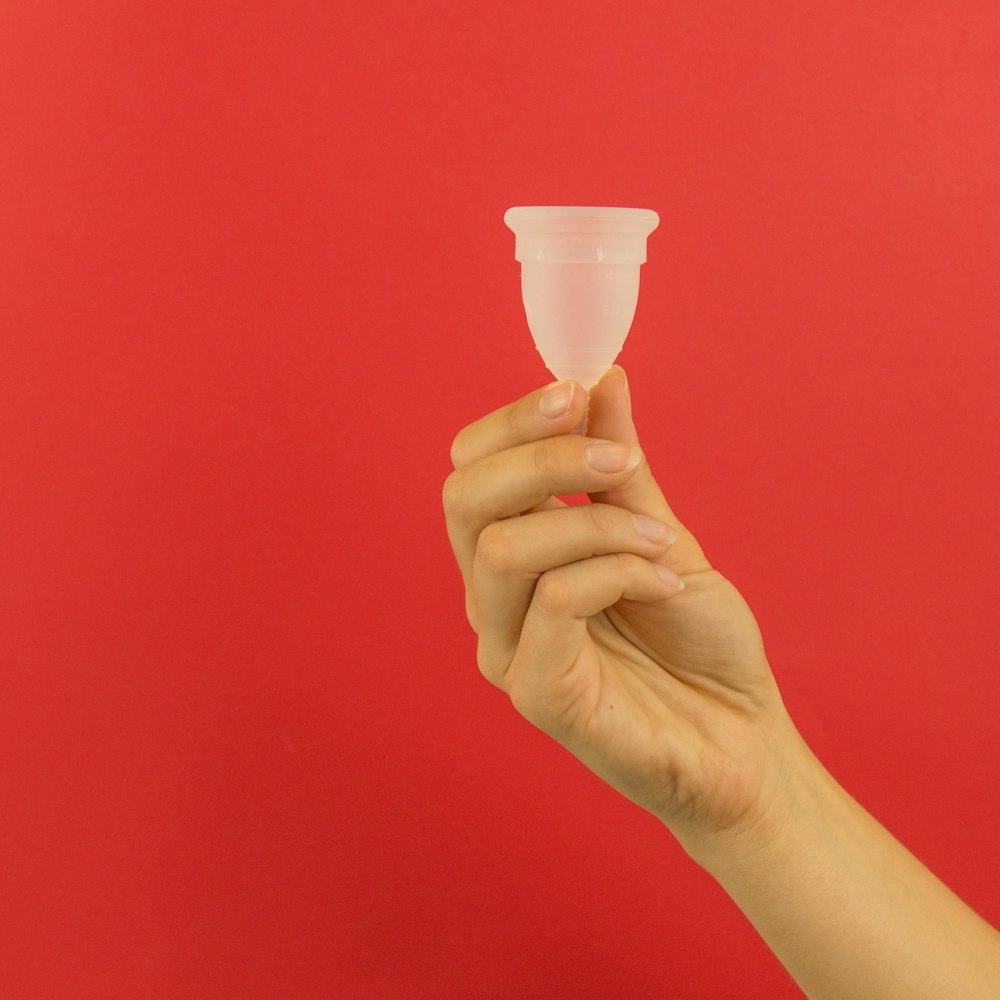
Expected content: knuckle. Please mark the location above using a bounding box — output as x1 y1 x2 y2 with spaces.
449 429 471 469
465 592 480 633
616 553 650 594
475 521 516 576
531 435 560 475
506 671 532 717
530 436 551 474
533 569 572 617
441 469 465 514
475 639 498 684
587 503 619 540
476 636 509 690
504 401 523 440
611 551 634 581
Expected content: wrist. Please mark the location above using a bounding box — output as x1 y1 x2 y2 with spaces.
663 711 1000 1000
667 715 835 880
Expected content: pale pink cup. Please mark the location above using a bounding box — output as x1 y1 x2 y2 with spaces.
504 206 659 387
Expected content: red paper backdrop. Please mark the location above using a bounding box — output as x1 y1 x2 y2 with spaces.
2 2 999 997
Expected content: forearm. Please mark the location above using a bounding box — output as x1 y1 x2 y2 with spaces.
673 723 1000 1000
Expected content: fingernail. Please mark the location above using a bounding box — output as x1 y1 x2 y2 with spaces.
618 366 632 419
632 514 678 544
585 441 641 473
654 563 685 589
539 381 574 419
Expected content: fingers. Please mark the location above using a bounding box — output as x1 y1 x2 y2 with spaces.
443 431 645 585
450 379 588 470
507 552 684 718
472 503 678 683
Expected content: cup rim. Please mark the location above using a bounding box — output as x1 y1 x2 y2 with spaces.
504 205 659 236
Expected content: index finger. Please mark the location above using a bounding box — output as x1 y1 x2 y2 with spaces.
449 379 588 470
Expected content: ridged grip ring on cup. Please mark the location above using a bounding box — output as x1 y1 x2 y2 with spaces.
504 206 660 264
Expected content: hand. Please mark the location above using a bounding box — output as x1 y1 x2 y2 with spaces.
443 366 793 847
445 366 1000 999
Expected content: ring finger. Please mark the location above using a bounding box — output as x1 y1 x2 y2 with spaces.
472 503 677 684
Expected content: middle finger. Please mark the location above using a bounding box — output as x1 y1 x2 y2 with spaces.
443 433 643 584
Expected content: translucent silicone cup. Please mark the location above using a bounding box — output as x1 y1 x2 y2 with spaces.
504 206 659 387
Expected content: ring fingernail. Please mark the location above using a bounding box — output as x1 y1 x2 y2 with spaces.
654 564 684 589
633 514 672 542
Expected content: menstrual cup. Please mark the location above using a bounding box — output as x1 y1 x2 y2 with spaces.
504 206 659 387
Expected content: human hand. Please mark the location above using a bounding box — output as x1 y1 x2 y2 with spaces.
443 366 794 848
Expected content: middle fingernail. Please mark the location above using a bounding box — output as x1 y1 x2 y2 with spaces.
585 442 641 473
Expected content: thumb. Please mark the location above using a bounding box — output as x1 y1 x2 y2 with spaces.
585 365 687 536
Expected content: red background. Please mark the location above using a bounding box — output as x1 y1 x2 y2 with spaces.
2 2 999 997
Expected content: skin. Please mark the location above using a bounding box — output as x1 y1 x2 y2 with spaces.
442 365 1000 999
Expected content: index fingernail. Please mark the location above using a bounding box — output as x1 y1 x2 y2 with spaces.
539 381 574 419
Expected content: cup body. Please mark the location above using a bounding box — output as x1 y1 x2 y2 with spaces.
520 260 639 386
